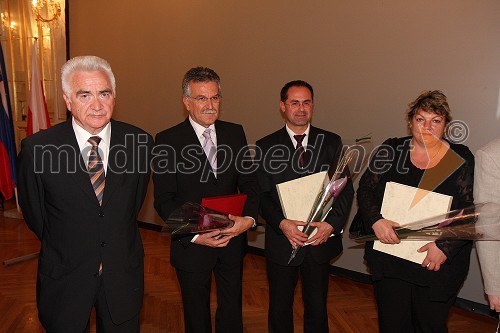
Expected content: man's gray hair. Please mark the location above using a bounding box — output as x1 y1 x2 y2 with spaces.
61 56 116 96
182 66 221 97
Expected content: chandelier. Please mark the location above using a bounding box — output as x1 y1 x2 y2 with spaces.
31 0 61 24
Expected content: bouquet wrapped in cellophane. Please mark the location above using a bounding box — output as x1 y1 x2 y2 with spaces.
287 146 360 264
355 202 500 242
163 202 234 236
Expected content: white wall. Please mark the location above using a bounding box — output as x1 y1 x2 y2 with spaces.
69 0 500 306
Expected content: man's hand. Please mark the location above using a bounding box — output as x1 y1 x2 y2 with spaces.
279 219 308 248
219 215 254 239
486 294 500 312
418 242 447 271
193 230 230 248
372 218 400 244
307 222 334 246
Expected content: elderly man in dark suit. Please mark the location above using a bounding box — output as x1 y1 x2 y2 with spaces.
18 56 153 332
153 67 258 333
256 80 354 333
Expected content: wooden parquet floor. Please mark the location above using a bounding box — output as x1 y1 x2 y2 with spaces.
1 201 497 332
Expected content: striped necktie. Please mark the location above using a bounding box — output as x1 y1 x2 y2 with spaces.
87 136 105 205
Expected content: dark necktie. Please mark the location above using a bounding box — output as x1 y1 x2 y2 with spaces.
88 136 105 205
294 134 307 167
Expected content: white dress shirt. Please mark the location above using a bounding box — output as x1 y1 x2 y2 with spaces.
285 123 310 149
72 118 111 175
189 116 217 148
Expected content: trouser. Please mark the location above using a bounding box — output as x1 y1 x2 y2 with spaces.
267 251 330 333
374 277 455 333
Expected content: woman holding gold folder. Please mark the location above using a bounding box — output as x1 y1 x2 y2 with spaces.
351 90 474 333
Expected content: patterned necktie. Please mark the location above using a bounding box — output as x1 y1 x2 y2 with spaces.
88 136 105 205
294 134 307 167
202 128 217 172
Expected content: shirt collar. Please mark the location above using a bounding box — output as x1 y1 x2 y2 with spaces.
72 117 111 150
189 116 216 140
285 123 310 147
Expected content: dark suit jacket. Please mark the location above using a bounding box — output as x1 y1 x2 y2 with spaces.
17 119 153 332
153 118 259 272
256 126 354 266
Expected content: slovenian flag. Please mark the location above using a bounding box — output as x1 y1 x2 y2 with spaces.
0 42 17 200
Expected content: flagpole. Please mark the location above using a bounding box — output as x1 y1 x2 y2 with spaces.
2 188 39 266
3 252 38 266
3 188 23 218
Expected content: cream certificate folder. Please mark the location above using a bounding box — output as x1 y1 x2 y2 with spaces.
373 181 452 264
276 171 329 221
276 171 331 244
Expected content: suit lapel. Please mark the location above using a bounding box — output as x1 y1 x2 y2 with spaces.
306 126 324 172
58 120 100 204
276 127 304 179
182 117 204 147
175 118 215 183
278 126 295 151
213 121 227 179
101 121 127 207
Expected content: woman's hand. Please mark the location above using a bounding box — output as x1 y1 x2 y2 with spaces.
372 219 400 244
419 242 447 271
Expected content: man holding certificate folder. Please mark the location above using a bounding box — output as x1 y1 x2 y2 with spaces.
153 67 258 333
256 80 354 333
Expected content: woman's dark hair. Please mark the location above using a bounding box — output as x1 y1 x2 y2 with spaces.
406 90 452 131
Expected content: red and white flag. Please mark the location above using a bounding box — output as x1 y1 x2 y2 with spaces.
26 39 50 136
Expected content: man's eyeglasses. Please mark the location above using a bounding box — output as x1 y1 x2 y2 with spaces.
286 100 313 109
189 95 222 104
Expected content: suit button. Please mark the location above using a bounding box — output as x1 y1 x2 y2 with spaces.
99 212 104 217
101 242 106 247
